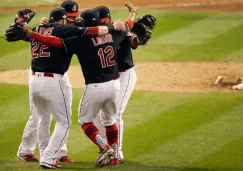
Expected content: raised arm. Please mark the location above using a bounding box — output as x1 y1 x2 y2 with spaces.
124 2 137 31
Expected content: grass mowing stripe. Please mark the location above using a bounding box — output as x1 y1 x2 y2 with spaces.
147 11 209 38
123 91 197 129
65 125 94 156
0 83 28 105
69 92 243 163
0 121 28 160
0 39 30 58
0 47 32 71
67 91 195 156
221 49 243 62
193 136 243 169
172 23 243 61
0 0 57 7
137 103 243 167
123 93 243 160
0 94 29 132
135 13 243 62
0 84 29 132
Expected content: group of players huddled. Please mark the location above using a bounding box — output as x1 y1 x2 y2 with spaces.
5 0 155 169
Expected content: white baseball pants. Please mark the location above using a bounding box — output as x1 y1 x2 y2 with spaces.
94 67 137 160
17 72 72 158
78 79 120 127
28 71 72 165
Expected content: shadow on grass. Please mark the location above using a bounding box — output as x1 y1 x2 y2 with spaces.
0 160 242 171
61 161 220 171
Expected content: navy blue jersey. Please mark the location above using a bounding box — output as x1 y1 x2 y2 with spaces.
31 23 88 75
62 31 127 84
117 32 135 71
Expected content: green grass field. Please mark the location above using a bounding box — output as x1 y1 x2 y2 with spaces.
1 9 243 71
0 0 57 8
0 7 243 171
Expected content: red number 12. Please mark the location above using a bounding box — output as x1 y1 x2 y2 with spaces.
98 46 115 68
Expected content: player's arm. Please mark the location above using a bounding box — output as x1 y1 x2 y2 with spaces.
125 32 139 49
123 2 137 32
39 17 125 38
24 20 125 44
130 36 140 49
27 31 63 48
25 26 120 48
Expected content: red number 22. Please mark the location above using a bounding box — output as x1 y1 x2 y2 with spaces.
32 40 50 58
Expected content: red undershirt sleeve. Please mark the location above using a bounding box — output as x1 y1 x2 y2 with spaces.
32 32 63 48
124 19 134 30
85 27 99 37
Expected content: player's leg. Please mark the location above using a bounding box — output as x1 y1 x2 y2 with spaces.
40 77 72 168
17 68 39 162
56 73 73 163
17 98 39 162
93 111 106 140
117 68 137 162
30 75 52 160
36 106 52 160
78 84 114 167
101 79 120 165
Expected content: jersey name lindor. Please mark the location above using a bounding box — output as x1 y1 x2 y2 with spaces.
92 34 113 46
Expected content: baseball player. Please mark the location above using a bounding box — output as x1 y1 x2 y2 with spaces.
20 3 136 167
93 6 139 164
10 7 125 169
17 1 80 163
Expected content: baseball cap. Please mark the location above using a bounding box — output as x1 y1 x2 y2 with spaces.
93 6 110 23
60 0 79 17
49 8 67 22
80 9 100 27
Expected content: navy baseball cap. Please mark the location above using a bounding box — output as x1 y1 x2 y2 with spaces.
93 6 110 23
60 0 79 17
80 9 100 27
49 8 67 22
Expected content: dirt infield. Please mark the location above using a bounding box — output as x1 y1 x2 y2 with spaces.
0 62 243 92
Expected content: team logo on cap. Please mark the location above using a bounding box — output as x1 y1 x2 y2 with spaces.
72 5 77 12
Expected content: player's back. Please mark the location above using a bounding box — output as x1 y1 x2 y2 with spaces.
63 31 126 84
117 32 135 71
31 23 73 75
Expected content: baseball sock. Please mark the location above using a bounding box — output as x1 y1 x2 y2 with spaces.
105 124 118 158
82 122 108 149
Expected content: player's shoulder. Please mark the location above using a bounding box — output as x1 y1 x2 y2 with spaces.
111 31 127 36
51 23 72 31
111 31 127 41
51 24 73 37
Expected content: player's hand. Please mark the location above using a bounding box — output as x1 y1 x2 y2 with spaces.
132 36 140 47
40 17 49 25
113 20 126 31
125 2 136 13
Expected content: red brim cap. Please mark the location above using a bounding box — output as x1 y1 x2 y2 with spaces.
67 12 80 17
101 17 109 23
